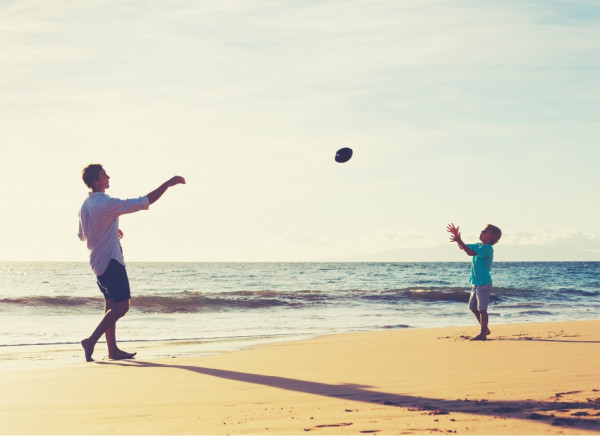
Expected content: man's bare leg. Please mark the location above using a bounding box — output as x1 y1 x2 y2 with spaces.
82 300 130 362
104 300 137 360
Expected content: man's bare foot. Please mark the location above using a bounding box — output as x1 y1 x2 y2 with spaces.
109 349 137 360
486 328 491 335
82 338 94 362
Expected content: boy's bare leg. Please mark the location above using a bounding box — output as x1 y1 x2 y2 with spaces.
479 310 490 336
104 300 137 360
471 309 491 336
81 300 131 362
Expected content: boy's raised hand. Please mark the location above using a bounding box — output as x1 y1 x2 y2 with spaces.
447 223 461 242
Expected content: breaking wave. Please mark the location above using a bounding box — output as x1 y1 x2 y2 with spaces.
1 285 596 314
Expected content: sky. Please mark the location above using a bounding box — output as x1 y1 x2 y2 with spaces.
1 0 599 262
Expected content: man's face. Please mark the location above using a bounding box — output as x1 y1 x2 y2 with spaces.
93 169 110 191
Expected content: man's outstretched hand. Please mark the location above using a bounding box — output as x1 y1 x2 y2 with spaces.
167 176 186 187
148 176 186 205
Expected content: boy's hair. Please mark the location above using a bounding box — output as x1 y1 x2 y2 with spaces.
82 163 103 189
486 224 502 245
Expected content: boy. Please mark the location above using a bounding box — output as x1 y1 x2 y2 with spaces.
447 223 502 341
78 164 185 361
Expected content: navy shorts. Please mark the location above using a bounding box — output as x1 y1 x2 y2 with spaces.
96 259 131 303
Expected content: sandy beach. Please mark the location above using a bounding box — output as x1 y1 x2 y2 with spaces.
0 320 598 435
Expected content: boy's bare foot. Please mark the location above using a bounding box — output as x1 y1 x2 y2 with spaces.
486 328 491 335
82 338 94 362
109 349 137 360
471 334 487 341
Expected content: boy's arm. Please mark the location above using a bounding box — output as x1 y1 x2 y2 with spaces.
447 223 477 256
147 176 186 205
452 236 477 256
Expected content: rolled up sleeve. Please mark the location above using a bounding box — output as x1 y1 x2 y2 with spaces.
104 196 150 216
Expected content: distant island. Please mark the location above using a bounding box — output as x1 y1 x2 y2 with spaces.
330 244 600 262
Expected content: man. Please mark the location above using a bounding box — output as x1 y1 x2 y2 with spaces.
78 163 185 362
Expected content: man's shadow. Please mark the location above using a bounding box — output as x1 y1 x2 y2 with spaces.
97 359 599 432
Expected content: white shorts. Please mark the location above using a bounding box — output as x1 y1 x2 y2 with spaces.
469 283 493 311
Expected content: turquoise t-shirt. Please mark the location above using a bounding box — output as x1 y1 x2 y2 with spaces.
467 243 494 286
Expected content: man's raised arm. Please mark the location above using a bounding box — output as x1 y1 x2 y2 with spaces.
147 176 186 205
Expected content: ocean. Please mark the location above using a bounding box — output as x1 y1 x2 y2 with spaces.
0 262 598 367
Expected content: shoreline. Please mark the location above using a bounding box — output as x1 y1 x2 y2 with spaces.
0 333 313 371
2 316 599 371
0 320 599 434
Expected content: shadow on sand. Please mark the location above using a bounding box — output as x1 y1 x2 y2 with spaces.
495 337 600 344
97 359 600 432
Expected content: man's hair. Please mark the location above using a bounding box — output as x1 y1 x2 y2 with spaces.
486 224 502 245
82 164 103 189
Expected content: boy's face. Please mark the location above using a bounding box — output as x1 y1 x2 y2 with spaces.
479 227 494 245
92 169 110 192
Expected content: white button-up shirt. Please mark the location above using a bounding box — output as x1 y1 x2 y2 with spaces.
78 192 150 276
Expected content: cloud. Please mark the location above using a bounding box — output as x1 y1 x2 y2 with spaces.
502 229 600 249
